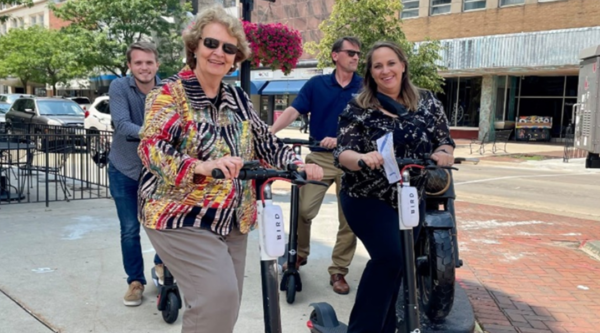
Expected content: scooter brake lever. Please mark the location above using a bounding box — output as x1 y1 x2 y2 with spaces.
242 160 261 170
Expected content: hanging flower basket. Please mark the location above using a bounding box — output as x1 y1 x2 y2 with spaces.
243 21 303 75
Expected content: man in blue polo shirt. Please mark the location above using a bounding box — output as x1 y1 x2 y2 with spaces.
271 36 362 295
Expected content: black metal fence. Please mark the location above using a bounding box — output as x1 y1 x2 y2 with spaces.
0 124 113 207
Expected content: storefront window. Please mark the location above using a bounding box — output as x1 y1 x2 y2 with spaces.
438 77 482 127
515 75 579 139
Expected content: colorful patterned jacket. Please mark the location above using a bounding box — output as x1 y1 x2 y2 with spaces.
137 67 301 235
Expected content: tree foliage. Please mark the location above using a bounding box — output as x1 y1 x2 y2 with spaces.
0 0 32 23
304 0 445 92
50 0 192 77
0 26 87 94
0 26 39 89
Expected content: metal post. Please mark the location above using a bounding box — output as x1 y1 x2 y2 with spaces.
240 0 254 95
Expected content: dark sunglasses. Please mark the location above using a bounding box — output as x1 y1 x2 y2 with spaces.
339 49 361 57
201 37 238 55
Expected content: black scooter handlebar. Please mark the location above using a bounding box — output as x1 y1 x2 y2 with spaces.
211 168 308 181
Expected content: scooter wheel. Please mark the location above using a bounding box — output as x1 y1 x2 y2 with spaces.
162 291 180 324
286 275 296 304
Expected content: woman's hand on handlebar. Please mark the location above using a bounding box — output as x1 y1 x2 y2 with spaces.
359 151 384 170
300 163 324 181
195 156 244 179
431 149 454 167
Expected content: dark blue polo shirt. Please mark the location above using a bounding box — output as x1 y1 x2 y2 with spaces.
291 70 362 152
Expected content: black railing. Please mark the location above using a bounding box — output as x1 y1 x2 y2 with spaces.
0 124 113 207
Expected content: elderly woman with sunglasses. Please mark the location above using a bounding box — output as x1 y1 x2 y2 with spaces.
137 5 323 333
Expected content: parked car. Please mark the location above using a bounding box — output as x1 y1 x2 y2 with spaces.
0 102 10 133
0 93 36 104
84 95 112 133
5 97 85 149
66 96 92 111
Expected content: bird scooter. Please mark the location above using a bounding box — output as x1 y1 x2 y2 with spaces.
308 155 459 333
212 161 327 332
277 138 321 304
125 135 182 323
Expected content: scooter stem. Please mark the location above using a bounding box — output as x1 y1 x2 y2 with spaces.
258 182 283 333
261 260 282 333
402 229 420 330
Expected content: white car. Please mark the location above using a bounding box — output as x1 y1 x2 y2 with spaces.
84 96 112 133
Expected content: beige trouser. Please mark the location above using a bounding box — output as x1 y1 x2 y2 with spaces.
145 226 248 333
298 151 357 276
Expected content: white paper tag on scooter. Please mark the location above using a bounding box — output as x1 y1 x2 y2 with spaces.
376 132 401 184
261 202 286 257
398 184 419 230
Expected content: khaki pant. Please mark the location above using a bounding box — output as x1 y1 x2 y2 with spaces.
298 151 357 276
145 226 248 333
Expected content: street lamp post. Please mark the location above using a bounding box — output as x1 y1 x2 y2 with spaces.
240 0 275 95
240 0 253 95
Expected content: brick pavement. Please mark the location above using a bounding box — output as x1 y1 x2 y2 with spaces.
455 202 600 333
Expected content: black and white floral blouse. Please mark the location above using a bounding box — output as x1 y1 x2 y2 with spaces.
333 90 455 209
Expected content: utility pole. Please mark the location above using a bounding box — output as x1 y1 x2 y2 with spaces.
240 0 275 95
240 0 253 94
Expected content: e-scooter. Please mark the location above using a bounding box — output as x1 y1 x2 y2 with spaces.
277 138 321 304
308 155 459 333
212 161 327 332
125 135 183 324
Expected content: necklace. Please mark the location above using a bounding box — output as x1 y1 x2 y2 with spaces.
207 88 220 107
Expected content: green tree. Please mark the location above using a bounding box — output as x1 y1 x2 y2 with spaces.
304 0 445 92
0 26 87 94
50 0 192 77
0 1 32 23
0 27 41 90
35 27 90 94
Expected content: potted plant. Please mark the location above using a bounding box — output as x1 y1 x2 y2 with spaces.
243 21 303 75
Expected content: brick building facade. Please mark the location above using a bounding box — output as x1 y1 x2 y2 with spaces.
250 0 600 140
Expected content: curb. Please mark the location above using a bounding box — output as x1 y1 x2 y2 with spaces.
474 322 485 333
581 240 600 261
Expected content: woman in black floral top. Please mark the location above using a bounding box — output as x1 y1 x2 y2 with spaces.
333 41 455 332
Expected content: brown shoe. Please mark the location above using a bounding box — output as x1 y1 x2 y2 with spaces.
330 274 350 295
282 255 307 271
123 281 144 306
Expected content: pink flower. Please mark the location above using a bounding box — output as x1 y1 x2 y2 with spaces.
241 20 303 75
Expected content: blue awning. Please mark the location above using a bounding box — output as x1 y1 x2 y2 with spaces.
225 70 239 78
261 80 308 95
251 81 268 95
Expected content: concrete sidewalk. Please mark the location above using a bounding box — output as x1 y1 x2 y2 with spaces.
0 128 594 333
0 192 366 333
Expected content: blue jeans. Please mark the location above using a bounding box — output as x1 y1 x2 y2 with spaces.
108 163 161 285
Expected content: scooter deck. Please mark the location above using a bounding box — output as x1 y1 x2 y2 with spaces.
396 283 475 333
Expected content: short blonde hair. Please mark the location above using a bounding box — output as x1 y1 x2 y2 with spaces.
183 4 251 70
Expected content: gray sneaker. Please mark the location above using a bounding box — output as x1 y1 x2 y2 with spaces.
123 281 144 306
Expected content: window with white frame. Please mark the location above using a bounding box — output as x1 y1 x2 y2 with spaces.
30 15 37 25
500 0 524 6
401 0 420 19
39 14 44 26
431 0 451 16
464 0 486 11
18 17 24 27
